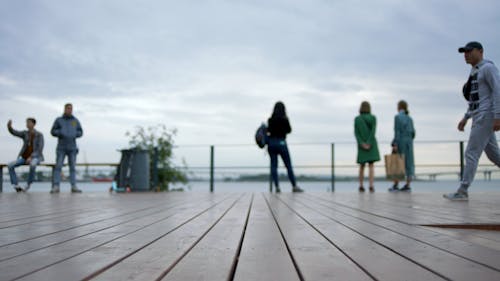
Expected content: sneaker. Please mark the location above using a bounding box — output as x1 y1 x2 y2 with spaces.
369 186 375 193
71 186 82 193
24 184 31 192
50 186 60 194
275 186 281 193
13 185 24 192
443 192 468 201
359 186 365 192
292 186 304 193
400 185 411 192
388 185 399 192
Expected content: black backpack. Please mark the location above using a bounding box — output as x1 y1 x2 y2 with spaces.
255 123 268 148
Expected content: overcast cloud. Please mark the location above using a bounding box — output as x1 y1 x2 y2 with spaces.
1 0 500 171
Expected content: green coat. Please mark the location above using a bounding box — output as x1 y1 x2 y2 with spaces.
354 113 380 164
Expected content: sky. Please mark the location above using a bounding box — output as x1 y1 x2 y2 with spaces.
1 0 500 175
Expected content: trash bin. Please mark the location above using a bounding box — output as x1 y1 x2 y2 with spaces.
116 149 150 191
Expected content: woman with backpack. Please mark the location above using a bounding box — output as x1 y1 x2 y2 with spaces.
267 101 303 193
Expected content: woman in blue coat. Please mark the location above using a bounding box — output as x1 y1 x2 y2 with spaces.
389 100 415 192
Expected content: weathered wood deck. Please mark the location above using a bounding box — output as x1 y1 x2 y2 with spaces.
1 191 500 280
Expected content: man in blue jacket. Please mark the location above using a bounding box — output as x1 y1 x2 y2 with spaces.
50 103 83 193
7 118 44 192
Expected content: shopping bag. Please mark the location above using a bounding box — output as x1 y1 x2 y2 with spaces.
384 154 405 180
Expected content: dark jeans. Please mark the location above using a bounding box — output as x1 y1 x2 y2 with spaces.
267 137 296 188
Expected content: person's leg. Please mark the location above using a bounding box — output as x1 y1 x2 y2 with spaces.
52 149 65 192
268 143 280 191
68 150 81 193
358 164 365 189
8 157 26 191
368 163 375 191
484 132 500 167
280 144 299 191
26 158 40 191
458 118 492 193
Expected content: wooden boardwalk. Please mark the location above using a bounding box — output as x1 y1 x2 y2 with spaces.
1 191 500 280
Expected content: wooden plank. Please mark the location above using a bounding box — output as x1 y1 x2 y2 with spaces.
305 193 500 270
0 193 225 281
278 194 446 281
319 193 467 225
0 197 192 262
350 192 500 223
162 194 252 280
232 193 300 281
0 193 193 246
290 194 500 281
89 194 245 280
263 194 373 280
420 227 500 251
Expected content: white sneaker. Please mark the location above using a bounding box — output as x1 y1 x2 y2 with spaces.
13 185 24 192
443 192 468 201
50 186 60 194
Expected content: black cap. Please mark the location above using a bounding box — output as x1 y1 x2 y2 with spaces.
458 41 483 53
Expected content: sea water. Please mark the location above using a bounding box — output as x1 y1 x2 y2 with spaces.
2 180 499 193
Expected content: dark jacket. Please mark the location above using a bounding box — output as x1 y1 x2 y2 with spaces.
51 114 83 151
8 127 44 161
267 117 291 139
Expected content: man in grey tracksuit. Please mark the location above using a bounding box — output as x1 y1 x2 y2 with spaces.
50 103 83 193
444 41 500 200
7 118 44 192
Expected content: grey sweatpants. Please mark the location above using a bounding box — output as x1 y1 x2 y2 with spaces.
459 117 500 192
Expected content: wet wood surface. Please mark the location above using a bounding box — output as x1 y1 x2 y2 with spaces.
1 191 500 280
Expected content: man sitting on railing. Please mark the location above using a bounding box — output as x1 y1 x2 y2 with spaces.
7 118 44 192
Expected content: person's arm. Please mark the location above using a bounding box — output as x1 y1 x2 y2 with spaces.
76 119 83 138
51 119 61 137
354 117 370 150
354 118 363 145
32 132 44 160
392 115 400 151
7 120 23 138
484 64 500 131
285 118 291 135
367 116 376 145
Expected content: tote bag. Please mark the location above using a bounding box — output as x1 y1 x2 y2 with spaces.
384 154 405 180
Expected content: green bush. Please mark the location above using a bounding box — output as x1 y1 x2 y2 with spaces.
126 124 188 191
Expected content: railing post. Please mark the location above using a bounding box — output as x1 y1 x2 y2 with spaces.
459 141 464 181
51 165 55 186
152 147 159 191
0 165 3 193
331 142 335 192
210 145 214 192
269 161 272 192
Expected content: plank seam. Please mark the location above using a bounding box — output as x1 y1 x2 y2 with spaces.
154 194 246 281
263 193 305 281
304 194 500 272
291 196 455 281
227 193 254 281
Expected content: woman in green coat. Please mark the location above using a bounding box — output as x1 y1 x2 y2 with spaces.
354 101 381 192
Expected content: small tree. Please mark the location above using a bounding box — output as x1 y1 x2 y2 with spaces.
126 124 188 191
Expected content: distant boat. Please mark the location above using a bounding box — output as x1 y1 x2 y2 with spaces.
92 176 114 183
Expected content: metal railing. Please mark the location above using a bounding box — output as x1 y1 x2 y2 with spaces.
2 140 499 192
